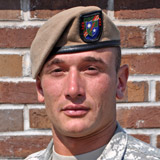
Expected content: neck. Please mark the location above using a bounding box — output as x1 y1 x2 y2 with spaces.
52 121 117 156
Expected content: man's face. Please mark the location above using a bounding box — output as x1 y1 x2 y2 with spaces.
36 48 127 137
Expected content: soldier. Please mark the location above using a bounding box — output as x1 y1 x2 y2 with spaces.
25 6 160 160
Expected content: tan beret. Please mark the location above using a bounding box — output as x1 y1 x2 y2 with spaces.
31 6 120 79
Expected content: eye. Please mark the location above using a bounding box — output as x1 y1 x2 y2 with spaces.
88 66 97 70
54 68 63 72
50 68 64 76
84 66 99 75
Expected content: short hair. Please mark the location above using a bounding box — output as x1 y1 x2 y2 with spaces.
115 46 121 72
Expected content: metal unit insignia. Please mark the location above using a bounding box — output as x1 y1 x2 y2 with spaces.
80 10 103 43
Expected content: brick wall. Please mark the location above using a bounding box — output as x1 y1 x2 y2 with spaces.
0 0 160 159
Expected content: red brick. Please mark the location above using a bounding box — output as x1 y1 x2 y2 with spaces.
118 81 148 102
0 109 23 131
30 109 51 129
121 54 160 74
157 135 160 148
156 82 160 101
0 27 39 48
0 0 21 20
155 25 160 47
0 82 39 104
0 55 22 77
0 136 52 158
118 26 146 48
131 134 150 144
114 0 160 19
117 106 160 128
30 0 108 19
127 81 148 102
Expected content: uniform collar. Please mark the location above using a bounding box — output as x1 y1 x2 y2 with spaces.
99 123 128 160
42 123 127 160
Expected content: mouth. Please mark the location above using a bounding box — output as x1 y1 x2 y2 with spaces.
61 105 90 117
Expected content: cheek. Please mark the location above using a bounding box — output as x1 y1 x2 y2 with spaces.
86 74 117 114
41 79 64 120
41 78 65 115
42 78 63 99
89 75 116 98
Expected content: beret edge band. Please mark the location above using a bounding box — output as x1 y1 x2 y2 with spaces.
52 40 121 54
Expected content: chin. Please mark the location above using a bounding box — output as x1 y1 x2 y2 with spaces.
61 123 95 138
64 130 91 138
53 118 96 137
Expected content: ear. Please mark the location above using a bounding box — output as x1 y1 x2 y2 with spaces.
36 76 45 103
116 65 129 99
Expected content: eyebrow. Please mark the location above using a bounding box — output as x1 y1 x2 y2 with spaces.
46 56 105 67
47 58 65 67
82 56 105 64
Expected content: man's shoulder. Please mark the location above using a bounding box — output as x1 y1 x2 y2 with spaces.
125 134 160 159
24 139 53 160
24 149 46 160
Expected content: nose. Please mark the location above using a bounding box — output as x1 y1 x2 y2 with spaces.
64 68 85 99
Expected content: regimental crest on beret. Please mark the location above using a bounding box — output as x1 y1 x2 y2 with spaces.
80 10 103 43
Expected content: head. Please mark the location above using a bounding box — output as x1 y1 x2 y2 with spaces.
31 6 128 138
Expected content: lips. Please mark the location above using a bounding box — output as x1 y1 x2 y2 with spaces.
61 105 90 117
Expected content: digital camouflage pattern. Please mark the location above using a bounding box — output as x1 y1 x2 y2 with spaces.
25 123 160 160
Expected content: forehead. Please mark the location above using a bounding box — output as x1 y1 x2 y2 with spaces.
46 48 116 65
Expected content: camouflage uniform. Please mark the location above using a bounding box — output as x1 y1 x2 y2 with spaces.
25 123 160 160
